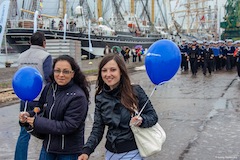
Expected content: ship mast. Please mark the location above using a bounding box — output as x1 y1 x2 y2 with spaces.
156 0 168 30
151 0 154 25
112 0 125 31
58 0 67 19
130 0 134 15
63 0 66 19
97 0 102 18
170 0 218 39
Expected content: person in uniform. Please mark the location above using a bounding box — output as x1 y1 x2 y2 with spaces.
234 40 240 81
211 42 221 71
197 41 204 70
202 43 214 75
224 39 235 71
188 43 199 76
218 40 226 69
179 39 188 71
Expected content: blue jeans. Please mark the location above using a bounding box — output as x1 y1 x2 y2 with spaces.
39 146 78 160
14 100 38 160
14 127 31 160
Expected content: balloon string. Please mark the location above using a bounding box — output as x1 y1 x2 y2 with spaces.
24 101 28 112
137 81 167 117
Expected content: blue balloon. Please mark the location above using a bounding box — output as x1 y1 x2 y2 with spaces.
145 39 181 85
12 66 43 101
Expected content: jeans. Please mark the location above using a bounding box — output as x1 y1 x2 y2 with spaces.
39 146 78 160
14 127 31 160
14 100 38 160
105 149 143 160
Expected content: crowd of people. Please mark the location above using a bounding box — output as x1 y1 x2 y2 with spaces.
103 44 144 63
178 39 240 80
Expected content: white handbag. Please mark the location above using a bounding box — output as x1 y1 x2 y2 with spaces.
130 122 166 157
130 95 166 157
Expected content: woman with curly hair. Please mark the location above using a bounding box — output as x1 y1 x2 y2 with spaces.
19 55 90 159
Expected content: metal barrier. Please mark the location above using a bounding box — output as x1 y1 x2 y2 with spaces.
45 39 82 66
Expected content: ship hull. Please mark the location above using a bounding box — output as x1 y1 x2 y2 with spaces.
6 28 162 58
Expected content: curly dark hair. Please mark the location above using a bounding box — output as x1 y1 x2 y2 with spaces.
50 55 90 102
96 53 138 113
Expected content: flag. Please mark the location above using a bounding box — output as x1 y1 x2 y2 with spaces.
0 0 10 50
34 11 39 33
88 19 93 52
40 2 43 9
63 14 67 41
200 15 205 22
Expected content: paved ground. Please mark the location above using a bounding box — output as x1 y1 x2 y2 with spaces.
0 59 240 160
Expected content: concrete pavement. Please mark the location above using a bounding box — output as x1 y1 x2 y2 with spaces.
0 64 240 160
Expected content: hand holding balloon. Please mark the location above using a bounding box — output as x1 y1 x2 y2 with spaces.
19 112 30 123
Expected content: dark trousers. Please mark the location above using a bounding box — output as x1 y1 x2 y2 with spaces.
226 55 234 70
203 60 213 75
132 55 137 62
190 59 197 75
215 56 221 71
138 55 142 62
237 62 240 77
181 55 188 71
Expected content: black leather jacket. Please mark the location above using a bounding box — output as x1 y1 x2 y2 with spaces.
82 84 158 155
32 80 88 154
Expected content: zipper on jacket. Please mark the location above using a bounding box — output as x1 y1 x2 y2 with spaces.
46 84 57 152
62 135 65 149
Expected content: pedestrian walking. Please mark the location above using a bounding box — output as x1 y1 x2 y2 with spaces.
19 55 90 159
234 41 240 81
136 48 142 62
78 53 158 160
202 43 214 75
219 40 226 69
188 43 199 76
14 31 52 160
179 39 188 71
132 48 137 62
224 39 235 71
103 44 111 56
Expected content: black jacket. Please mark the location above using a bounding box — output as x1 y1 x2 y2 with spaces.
82 84 158 155
32 80 88 154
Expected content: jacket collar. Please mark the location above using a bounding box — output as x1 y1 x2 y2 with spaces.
30 45 47 52
103 83 121 97
55 79 74 91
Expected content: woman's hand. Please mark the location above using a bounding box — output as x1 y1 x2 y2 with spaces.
26 117 35 127
130 116 143 126
78 154 89 160
19 112 30 123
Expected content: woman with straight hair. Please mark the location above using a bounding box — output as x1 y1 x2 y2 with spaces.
78 53 158 160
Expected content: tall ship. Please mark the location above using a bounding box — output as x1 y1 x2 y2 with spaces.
220 0 240 40
169 0 219 41
4 0 169 58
